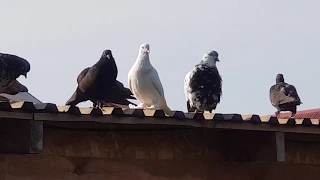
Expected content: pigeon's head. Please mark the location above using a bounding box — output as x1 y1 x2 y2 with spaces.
201 50 219 66
276 74 285 83
102 49 113 59
139 43 150 55
20 59 30 78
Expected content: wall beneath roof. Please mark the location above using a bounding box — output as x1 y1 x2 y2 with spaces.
0 155 320 180
1 122 320 179
42 126 279 162
285 132 320 164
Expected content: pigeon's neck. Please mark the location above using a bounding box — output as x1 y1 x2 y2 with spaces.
134 54 152 69
96 57 111 65
201 59 217 68
276 78 285 84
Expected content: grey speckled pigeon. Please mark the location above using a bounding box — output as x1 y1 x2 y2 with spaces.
184 50 222 113
0 53 30 91
269 74 302 117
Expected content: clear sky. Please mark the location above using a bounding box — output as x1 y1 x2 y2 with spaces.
1 0 319 115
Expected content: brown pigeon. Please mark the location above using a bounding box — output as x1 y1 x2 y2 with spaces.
269 74 302 117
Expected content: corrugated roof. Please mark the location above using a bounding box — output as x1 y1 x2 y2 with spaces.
0 101 318 126
0 92 42 104
275 108 320 119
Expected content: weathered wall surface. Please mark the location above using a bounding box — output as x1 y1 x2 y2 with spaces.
2 125 320 179
43 127 281 162
0 155 320 180
285 132 320 164
43 128 221 160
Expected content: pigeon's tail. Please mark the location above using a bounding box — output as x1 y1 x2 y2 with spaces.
65 88 86 106
105 95 137 106
159 96 173 116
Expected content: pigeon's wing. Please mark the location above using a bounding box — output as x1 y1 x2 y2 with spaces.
77 66 99 93
284 83 301 103
150 68 165 97
77 67 90 84
269 85 280 106
65 66 98 106
150 67 172 115
270 84 297 106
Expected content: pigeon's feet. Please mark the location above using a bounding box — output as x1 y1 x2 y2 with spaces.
129 103 146 109
275 111 280 118
146 104 159 110
129 104 137 109
94 100 105 111
291 112 296 118
137 103 146 109
195 109 204 113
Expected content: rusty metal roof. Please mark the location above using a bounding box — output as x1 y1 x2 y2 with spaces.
276 108 320 119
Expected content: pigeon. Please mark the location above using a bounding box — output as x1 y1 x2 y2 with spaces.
65 49 118 109
0 53 30 91
128 43 172 116
0 80 28 95
184 50 222 113
76 67 136 107
269 74 302 117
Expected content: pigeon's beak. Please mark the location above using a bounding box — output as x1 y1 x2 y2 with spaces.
146 49 150 53
106 54 111 59
23 73 27 78
216 58 220 62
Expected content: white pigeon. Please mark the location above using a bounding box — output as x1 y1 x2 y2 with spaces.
184 50 222 113
128 43 172 116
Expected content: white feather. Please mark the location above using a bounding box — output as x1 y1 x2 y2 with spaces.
128 43 172 116
184 71 192 101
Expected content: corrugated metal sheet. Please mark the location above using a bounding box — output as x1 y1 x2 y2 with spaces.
0 101 318 126
0 92 42 104
276 108 320 119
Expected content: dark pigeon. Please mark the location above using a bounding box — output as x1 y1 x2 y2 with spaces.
270 74 302 117
184 50 222 113
77 67 136 107
0 53 30 93
0 80 28 95
65 49 118 109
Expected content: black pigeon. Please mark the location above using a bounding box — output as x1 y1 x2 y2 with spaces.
270 74 302 117
184 50 222 113
77 67 136 107
0 53 30 92
65 50 118 108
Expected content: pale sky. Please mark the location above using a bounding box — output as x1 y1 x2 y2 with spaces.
1 0 319 115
